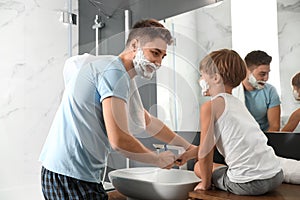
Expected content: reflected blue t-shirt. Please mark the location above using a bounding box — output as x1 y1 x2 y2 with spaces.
39 55 130 183
244 83 280 131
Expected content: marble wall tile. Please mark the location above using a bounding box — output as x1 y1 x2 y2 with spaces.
0 0 78 199
1 0 299 199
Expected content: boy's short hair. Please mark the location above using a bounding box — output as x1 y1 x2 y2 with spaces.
200 49 247 88
244 50 272 69
292 72 300 88
125 19 173 47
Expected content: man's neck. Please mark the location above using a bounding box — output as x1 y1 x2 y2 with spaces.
242 80 255 91
119 50 136 79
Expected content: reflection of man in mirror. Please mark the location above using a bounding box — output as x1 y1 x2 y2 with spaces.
281 72 300 132
232 50 280 132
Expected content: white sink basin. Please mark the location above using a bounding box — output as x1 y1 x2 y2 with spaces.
108 167 201 200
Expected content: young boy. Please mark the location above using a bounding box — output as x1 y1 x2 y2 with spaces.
281 72 300 132
195 49 283 195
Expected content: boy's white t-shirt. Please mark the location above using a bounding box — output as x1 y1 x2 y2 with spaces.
212 93 282 183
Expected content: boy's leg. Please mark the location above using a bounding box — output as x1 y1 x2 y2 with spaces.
194 161 225 178
211 165 228 191
212 166 283 195
193 161 201 178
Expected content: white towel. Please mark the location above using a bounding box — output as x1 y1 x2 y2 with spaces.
232 84 300 184
278 156 300 184
232 83 245 104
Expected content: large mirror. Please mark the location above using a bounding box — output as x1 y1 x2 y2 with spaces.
156 0 300 132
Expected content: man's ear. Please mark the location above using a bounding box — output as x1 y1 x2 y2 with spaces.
246 68 252 76
129 39 138 51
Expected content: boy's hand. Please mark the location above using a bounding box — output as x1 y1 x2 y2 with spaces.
194 182 211 191
175 145 198 166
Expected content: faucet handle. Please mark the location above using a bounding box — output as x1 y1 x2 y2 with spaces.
153 144 186 154
153 144 168 151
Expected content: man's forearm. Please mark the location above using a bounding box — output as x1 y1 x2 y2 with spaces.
146 116 191 149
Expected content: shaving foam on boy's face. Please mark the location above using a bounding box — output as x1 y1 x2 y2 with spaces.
293 90 300 101
199 79 210 96
199 71 216 96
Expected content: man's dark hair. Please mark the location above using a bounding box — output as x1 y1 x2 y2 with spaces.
125 19 173 47
244 50 272 69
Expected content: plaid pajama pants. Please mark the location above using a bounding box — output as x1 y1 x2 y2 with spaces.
41 166 108 200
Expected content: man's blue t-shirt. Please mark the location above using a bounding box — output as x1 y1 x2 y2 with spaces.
244 83 280 131
39 55 130 183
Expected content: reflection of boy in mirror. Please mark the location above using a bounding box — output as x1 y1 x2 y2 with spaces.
232 50 281 132
281 72 300 132
193 49 283 195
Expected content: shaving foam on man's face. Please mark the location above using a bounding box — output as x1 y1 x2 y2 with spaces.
133 48 160 80
133 38 167 80
248 73 266 90
248 65 270 90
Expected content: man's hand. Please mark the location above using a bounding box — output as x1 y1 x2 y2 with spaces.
156 151 176 169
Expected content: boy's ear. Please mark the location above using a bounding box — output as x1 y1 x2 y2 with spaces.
214 73 223 84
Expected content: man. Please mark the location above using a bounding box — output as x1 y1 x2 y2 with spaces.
39 19 195 199
232 50 281 132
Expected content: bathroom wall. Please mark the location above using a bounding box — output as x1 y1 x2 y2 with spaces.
0 2 229 198
78 0 222 55
0 0 78 199
277 0 300 130
0 0 221 198
1 0 299 199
